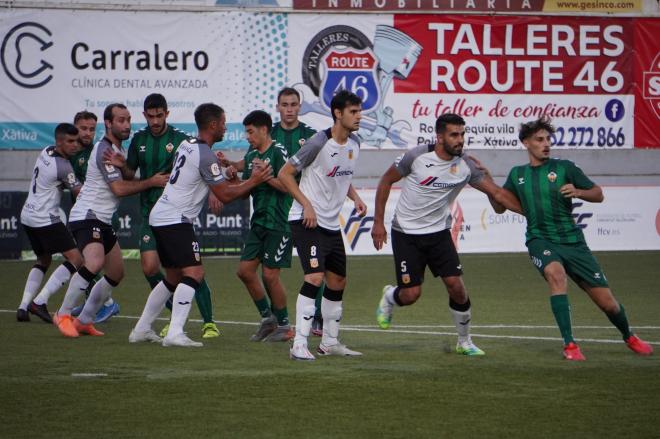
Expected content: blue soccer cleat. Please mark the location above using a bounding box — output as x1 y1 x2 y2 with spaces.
94 302 120 324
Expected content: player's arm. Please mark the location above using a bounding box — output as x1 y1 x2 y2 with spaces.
58 159 83 198
217 151 245 172
465 155 506 213
103 148 136 180
278 162 317 228
371 165 402 250
559 184 603 203
108 173 168 197
210 164 273 203
471 177 522 214
347 184 367 217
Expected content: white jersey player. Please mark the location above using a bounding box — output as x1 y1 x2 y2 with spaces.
371 113 521 356
279 90 367 361
17 123 83 324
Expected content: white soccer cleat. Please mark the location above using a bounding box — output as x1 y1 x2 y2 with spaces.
162 333 203 348
455 339 485 356
290 342 316 361
376 285 394 329
317 343 363 357
128 328 163 344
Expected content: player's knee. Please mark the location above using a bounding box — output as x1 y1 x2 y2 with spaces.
544 264 567 289
236 266 254 282
37 254 52 268
65 252 83 269
304 272 324 287
141 259 160 277
261 269 280 287
400 287 421 304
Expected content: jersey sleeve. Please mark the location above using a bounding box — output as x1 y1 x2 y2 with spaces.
241 150 253 181
199 145 225 186
288 131 327 172
394 145 427 177
565 161 595 190
56 157 82 191
503 168 518 194
126 136 139 171
96 142 123 183
462 155 485 186
272 143 288 174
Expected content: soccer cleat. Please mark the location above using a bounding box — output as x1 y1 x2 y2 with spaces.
289 342 316 361
16 308 30 322
28 301 53 324
376 285 394 329
456 339 486 356
264 325 294 342
563 342 586 361
73 318 104 336
162 333 203 348
128 328 162 344
317 343 363 357
54 314 79 338
201 322 220 339
625 335 653 356
94 302 120 324
311 316 323 337
250 315 278 341
71 303 84 317
159 323 170 338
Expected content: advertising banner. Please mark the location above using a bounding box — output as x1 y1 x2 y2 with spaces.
0 10 288 149
288 15 659 149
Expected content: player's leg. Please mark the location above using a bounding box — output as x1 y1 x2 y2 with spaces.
260 228 294 342
17 225 51 321
130 269 178 344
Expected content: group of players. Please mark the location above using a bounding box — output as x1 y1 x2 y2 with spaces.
16 86 653 360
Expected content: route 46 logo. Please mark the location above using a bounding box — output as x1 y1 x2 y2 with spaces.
320 48 381 113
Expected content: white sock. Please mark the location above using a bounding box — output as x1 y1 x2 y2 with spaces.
78 277 114 324
135 281 173 332
294 294 316 346
33 264 73 306
58 272 90 315
450 306 472 344
384 285 400 307
104 297 114 306
321 297 342 347
167 283 196 338
19 266 45 310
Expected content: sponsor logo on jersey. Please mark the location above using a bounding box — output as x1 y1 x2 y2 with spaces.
165 143 174 153
326 166 354 177
547 171 557 183
418 177 461 188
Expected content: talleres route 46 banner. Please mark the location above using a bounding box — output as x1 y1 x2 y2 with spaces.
288 14 660 149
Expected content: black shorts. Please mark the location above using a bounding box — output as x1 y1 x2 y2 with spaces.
290 220 346 277
23 223 77 256
391 228 463 288
151 223 201 269
68 219 117 255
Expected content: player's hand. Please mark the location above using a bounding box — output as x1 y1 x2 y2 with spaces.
216 151 231 168
371 221 387 250
103 149 126 169
560 184 580 198
251 158 265 170
223 165 238 181
467 155 493 181
302 201 318 229
250 163 273 184
150 172 170 188
353 197 367 217
208 192 223 215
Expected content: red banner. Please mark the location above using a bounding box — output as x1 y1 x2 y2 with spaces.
633 19 660 148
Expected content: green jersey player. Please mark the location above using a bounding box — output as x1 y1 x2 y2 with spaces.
502 118 653 360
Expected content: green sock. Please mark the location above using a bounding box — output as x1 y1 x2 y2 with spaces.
314 283 325 319
606 304 632 340
145 272 164 289
550 294 574 344
194 278 214 324
254 296 272 318
273 307 289 326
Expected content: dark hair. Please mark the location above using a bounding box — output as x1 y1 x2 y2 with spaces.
518 118 556 142
435 113 465 134
144 93 168 112
73 111 97 125
242 110 272 129
330 90 362 122
277 87 300 103
103 103 128 122
55 123 79 138
194 103 224 130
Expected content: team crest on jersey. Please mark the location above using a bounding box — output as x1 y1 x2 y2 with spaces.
348 149 354 160
165 143 174 153
139 145 146 153
67 173 76 184
547 172 557 183
194 252 201 262
78 157 85 166
310 258 319 268
92 227 101 239
401 274 411 284
450 164 458 174
320 48 381 113
299 138 306 147
142 234 150 243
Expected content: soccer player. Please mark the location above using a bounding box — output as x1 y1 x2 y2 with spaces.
236 110 293 342
501 118 653 360
128 103 273 347
371 113 521 356
124 93 220 339
17 123 84 323
53 103 169 338
279 90 367 361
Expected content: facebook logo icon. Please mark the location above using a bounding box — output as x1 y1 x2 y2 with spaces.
604 99 625 122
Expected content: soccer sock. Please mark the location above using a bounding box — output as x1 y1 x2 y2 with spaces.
294 282 319 345
314 282 325 319
321 287 343 347
254 296 272 318
606 303 633 340
78 275 117 324
145 272 164 289
104 297 115 306
272 306 289 326
58 266 96 315
135 280 175 332
33 261 77 306
194 278 214 324
385 285 403 307
19 264 47 310
449 298 472 343
550 294 575 344
168 277 199 338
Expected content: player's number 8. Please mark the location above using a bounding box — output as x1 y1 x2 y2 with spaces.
169 154 186 184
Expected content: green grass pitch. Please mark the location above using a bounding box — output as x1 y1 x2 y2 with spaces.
1 252 658 438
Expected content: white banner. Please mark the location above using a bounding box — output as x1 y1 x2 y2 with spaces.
339 186 660 255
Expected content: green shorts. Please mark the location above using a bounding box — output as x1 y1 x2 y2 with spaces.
139 221 158 253
240 224 292 268
526 238 609 288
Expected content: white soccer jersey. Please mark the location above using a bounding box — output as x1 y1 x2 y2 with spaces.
20 146 81 228
69 137 125 225
288 129 360 231
149 138 225 227
392 144 484 235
